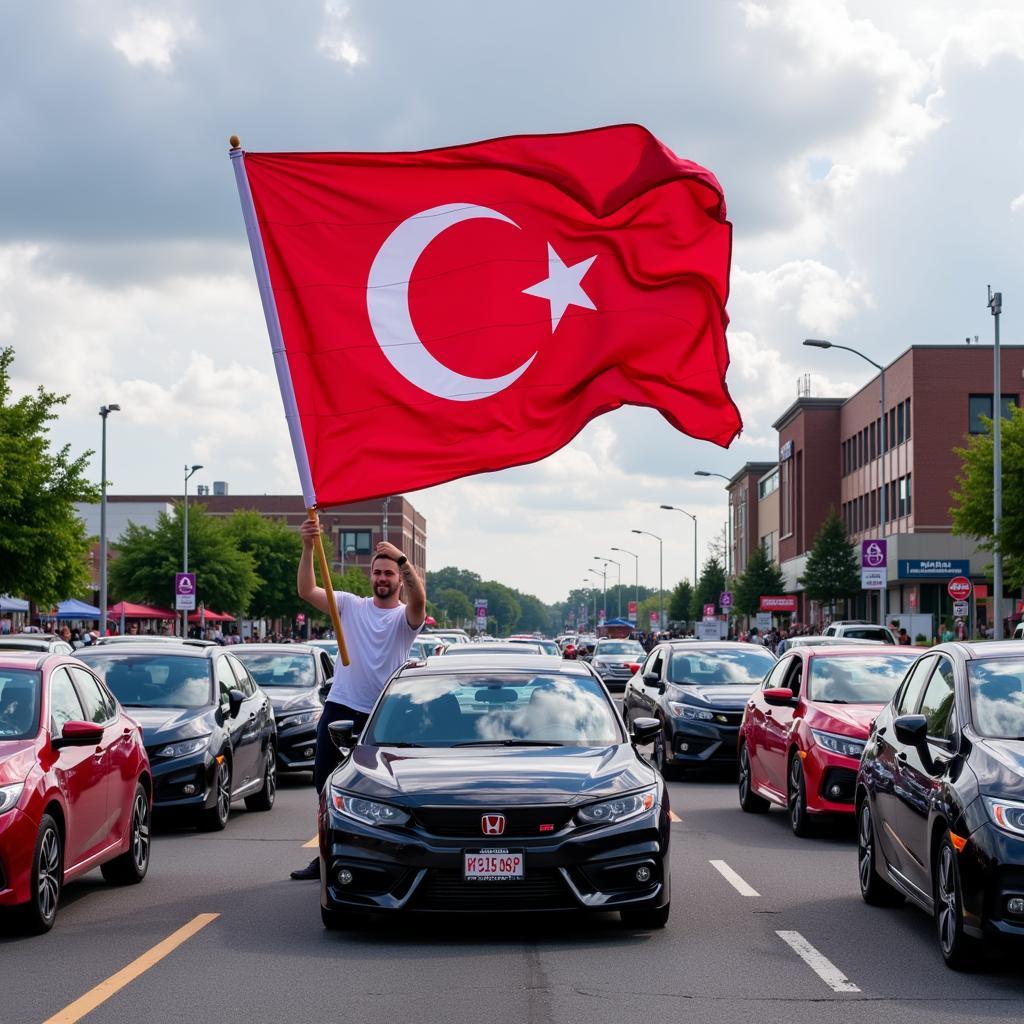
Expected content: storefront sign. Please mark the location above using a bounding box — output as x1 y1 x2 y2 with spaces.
760 595 797 612
861 539 887 569
861 568 886 590
897 560 971 580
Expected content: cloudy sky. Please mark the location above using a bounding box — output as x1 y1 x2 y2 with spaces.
3 1 1022 604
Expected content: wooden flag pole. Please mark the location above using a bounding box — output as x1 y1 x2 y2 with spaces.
308 507 350 666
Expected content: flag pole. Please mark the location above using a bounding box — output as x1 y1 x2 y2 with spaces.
228 136 350 665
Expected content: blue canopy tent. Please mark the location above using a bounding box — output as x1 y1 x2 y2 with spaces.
0 596 29 613
46 599 102 621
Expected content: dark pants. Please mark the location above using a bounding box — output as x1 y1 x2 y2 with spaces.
314 701 369 793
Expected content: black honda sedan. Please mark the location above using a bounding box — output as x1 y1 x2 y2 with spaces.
77 643 277 830
316 654 669 929
857 641 1024 968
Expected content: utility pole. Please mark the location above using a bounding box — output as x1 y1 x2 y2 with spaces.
990 287 1003 637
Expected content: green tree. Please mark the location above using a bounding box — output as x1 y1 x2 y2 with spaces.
221 510 302 619
668 580 693 623
435 587 473 627
691 557 727 621
0 347 99 604
110 503 258 612
733 545 786 617
951 406 1024 588
798 508 860 612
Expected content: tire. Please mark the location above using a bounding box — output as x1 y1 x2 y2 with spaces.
620 901 670 929
652 730 680 780
101 784 151 885
22 814 62 934
245 747 277 812
738 743 769 813
935 837 980 970
788 754 813 837
856 798 904 906
199 758 232 832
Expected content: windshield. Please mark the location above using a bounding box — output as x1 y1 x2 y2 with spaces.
968 659 1024 738
512 639 559 656
79 654 212 708
595 642 643 656
668 648 776 685
807 654 914 703
364 672 622 747
231 652 315 688
442 645 540 656
0 669 41 739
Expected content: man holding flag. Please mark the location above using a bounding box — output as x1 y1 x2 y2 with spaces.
290 521 426 880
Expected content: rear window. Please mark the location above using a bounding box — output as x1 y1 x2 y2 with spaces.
79 653 212 708
668 648 776 685
595 642 644 656
230 652 315 688
807 654 915 704
843 627 892 643
0 669 41 739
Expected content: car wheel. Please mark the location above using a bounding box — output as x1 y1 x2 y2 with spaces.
22 814 62 934
935 837 980 970
101 783 151 885
620 901 670 929
738 744 769 813
652 730 679 780
856 798 904 906
788 755 813 837
245 746 277 812
199 757 232 832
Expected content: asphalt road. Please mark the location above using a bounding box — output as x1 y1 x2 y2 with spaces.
4 764 1024 1024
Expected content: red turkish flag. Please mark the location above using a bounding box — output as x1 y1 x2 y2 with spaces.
239 124 740 505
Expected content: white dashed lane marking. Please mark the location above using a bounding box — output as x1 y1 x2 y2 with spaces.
709 859 760 897
776 930 861 993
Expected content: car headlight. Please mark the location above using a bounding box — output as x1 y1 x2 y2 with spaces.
156 736 211 758
810 729 865 759
330 789 410 827
983 796 1024 837
668 701 715 721
278 709 321 728
0 782 24 814
575 787 656 826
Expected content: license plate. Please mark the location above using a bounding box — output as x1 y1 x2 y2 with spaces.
463 848 524 881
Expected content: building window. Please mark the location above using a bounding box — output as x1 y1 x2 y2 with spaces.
869 422 876 460
904 399 911 441
969 394 1020 435
760 534 775 561
870 489 877 528
896 401 905 444
898 476 911 518
340 529 372 556
758 468 778 499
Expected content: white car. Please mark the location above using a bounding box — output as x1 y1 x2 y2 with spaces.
821 621 896 644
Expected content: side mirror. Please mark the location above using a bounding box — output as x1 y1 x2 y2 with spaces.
53 720 104 750
318 682 331 701
227 688 245 718
893 714 936 772
631 717 661 746
329 719 356 752
762 687 795 707
643 672 665 692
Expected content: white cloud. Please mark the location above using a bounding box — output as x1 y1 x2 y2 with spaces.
1011 194 1024 213
318 0 364 66
111 15 193 71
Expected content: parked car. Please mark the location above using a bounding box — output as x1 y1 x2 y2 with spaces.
76 643 277 830
822 621 896 644
307 639 339 662
507 637 561 657
0 652 152 933
317 653 670 929
440 642 549 657
738 645 919 834
590 638 646 691
0 635 74 655
623 641 778 776
230 644 334 776
857 641 1024 968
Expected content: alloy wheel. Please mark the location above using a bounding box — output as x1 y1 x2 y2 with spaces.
788 756 808 835
937 844 959 957
858 803 873 893
217 763 231 822
37 826 61 924
739 747 752 803
131 792 151 873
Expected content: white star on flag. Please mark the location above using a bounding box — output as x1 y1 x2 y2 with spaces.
523 243 597 331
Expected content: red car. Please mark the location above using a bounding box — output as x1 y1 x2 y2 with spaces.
738 645 918 836
0 652 152 932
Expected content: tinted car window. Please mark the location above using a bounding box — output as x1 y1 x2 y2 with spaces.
843 627 890 642
668 648 776 685
645 649 665 678
894 656 936 715
217 658 240 702
808 654 916 704
232 652 314 689
80 653 212 708
0 668 41 739
74 670 115 724
763 658 792 690
918 658 956 740
595 642 644 656
968 659 1024 739
48 668 84 734
71 667 117 720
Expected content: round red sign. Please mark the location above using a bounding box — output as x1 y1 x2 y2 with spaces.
947 576 972 601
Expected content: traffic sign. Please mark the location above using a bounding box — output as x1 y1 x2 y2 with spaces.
719 591 733 609
175 572 196 610
953 601 969 618
703 603 716 619
947 576 972 601
861 568 885 590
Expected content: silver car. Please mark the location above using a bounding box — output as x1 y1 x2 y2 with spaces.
590 639 646 691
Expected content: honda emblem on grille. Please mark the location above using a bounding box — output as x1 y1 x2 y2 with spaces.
481 813 506 835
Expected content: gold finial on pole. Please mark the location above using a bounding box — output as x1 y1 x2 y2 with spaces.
229 135 241 150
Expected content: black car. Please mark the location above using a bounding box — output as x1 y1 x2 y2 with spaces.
857 641 1024 968
623 641 778 776
317 654 669 929
231 644 334 775
76 642 277 830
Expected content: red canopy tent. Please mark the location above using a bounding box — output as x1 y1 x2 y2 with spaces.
106 601 177 620
188 610 236 623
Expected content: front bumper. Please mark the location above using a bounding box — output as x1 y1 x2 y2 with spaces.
957 821 1024 941
803 746 860 815
318 799 670 915
665 716 743 765
275 715 319 772
147 748 219 813
0 807 37 908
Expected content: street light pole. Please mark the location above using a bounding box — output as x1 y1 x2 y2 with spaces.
183 463 203 637
632 529 664 632
611 547 639 618
989 288 1003 636
660 504 698 593
693 474 732 577
805 339 887 628
98 404 120 635
595 556 622 618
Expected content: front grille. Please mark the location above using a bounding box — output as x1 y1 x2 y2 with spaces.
413 806 574 837
412 869 575 911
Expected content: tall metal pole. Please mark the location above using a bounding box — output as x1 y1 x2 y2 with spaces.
990 287 1003 637
879 363 887 630
183 464 202 638
98 405 120 635
611 547 639 618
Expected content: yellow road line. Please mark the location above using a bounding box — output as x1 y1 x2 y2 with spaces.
43 913 219 1024
303 834 319 848
669 810 682 823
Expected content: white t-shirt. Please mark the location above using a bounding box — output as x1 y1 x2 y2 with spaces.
325 591 422 713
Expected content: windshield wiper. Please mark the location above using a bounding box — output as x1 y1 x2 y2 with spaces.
816 699 850 704
381 741 425 748
452 739 565 747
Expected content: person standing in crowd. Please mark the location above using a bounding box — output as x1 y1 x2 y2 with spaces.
290 518 426 880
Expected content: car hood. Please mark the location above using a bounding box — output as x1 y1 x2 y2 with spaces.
0 740 37 784
804 702 881 737
669 684 756 707
128 707 214 745
333 743 653 806
264 687 319 713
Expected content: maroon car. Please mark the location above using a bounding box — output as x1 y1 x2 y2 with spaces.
0 652 152 932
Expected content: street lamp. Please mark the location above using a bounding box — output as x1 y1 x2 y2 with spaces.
183 463 203 637
804 338 887 628
660 504 699 590
693 473 733 578
595 556 622 618
589 563 608 626
611 547 639 618
98 404 121 635
989 288 1003 637
632 529 664 632
581 580 594 631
